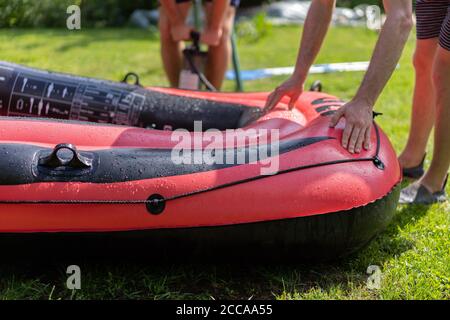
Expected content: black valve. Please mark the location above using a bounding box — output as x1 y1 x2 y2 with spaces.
373 156 385 170
146 194 166 215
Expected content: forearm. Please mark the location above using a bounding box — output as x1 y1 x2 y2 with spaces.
353 2 413 106
208 0 230 31
293 0 336 82
160 0 184 26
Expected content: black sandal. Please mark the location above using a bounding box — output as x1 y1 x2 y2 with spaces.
399 174 448 205
402 154 426 180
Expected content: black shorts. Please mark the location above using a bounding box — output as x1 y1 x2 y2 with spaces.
416 0 450 50
176 0 240 7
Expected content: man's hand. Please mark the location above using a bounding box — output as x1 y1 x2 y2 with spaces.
264 76 304 113
170 23 192 42
200 28 222 46
329 99 373 153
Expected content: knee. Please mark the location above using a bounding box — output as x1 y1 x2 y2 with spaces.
208 25 231 50
220 23 232 42
432 48 450 83
218 11 235 45
432 66 448 94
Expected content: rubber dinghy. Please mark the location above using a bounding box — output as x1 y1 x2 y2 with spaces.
0 62 401 260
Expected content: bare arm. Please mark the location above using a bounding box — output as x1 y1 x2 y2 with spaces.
292 0 336 84
330 0 413 153
350 0 413 107
264 0 335 111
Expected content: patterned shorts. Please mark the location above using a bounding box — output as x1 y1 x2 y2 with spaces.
416 0 450 50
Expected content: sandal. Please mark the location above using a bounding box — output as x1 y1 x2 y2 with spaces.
402 154 426 180
399 174 448 205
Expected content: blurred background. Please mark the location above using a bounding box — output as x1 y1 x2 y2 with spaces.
0 0 380 28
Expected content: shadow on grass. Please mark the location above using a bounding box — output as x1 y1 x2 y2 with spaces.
259 195 432 298
0 201 434 299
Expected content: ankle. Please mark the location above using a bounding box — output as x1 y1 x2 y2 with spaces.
420 173 447 193
398 152 426 168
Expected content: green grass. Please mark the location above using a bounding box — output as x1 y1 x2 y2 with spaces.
0 26 448 300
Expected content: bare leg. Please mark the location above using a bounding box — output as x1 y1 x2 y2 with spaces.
398 39 438 168
420 46 450 192
204 4 235 90
159 3 191 87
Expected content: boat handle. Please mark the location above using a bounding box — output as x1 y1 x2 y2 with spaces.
121 72 141 87
38 143 92 169
309 80 322 92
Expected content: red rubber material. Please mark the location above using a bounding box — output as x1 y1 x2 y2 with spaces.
0 87 401 233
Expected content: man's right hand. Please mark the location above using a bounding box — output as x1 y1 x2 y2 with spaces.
200 28 223 47
263 76 305 113
170 23 192 42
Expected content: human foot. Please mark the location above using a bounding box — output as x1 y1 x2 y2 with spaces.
399 175 448 204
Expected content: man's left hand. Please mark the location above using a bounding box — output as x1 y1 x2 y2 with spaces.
329 99 373 154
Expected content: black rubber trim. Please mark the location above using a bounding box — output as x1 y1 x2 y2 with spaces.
0 136 333 185
0 61 252 131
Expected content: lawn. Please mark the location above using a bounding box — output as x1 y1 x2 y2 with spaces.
0 25 448 300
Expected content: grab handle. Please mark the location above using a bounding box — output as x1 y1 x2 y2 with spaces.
309 80 323 92
39 143 92 169
121 72 141 87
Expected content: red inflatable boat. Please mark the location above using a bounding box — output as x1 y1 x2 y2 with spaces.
0 62 401 260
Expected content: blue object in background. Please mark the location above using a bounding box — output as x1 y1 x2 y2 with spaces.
226 61 381 81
